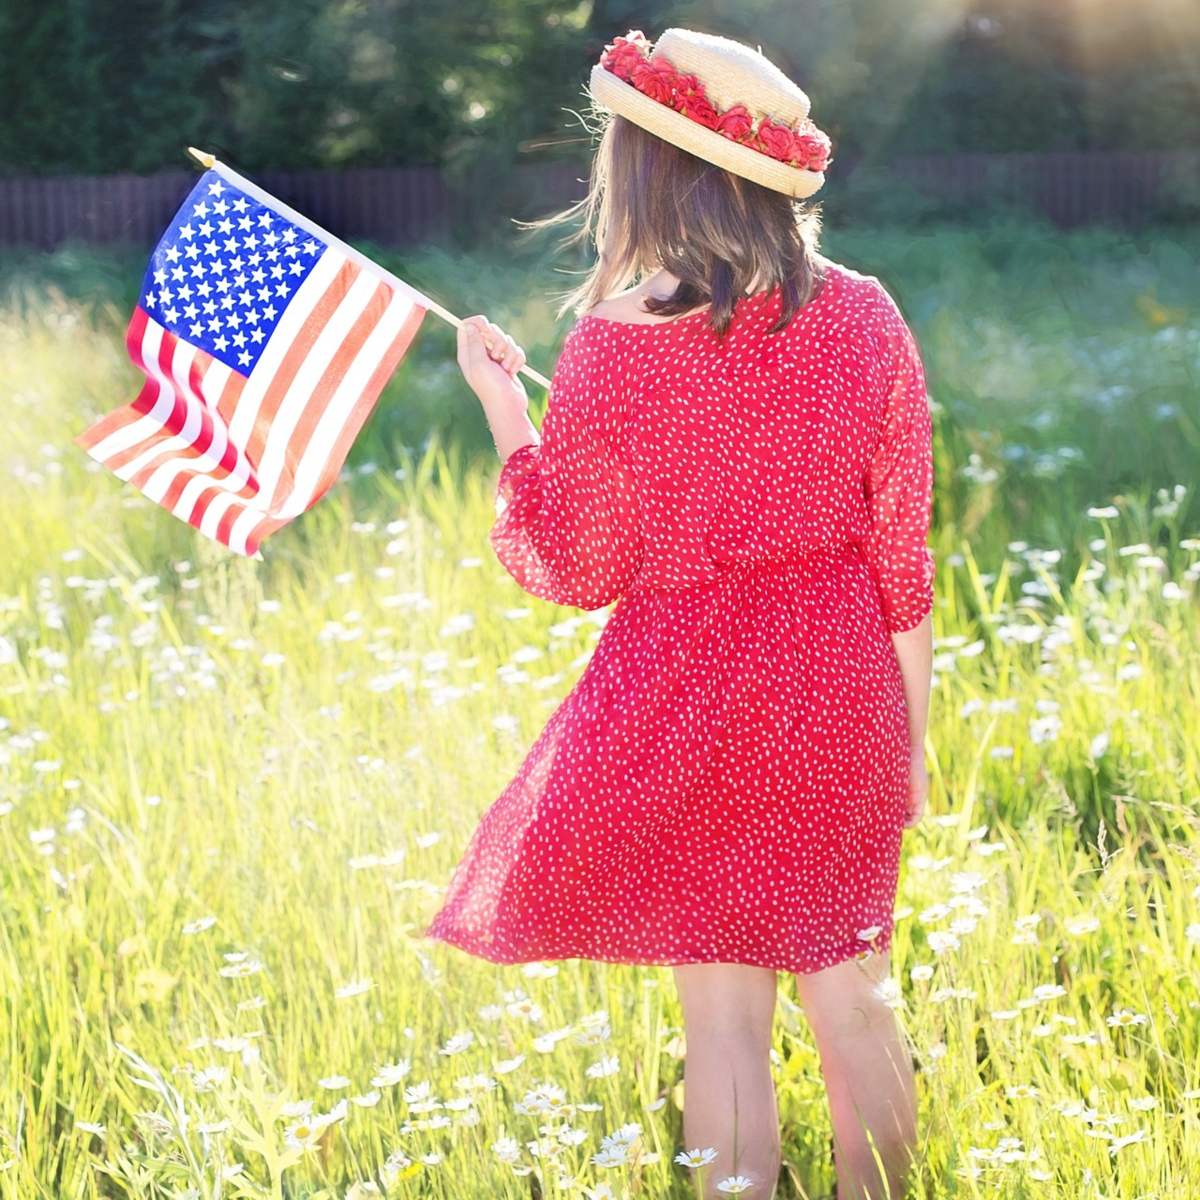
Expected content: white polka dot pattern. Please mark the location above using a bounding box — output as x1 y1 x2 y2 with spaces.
424 259 936 974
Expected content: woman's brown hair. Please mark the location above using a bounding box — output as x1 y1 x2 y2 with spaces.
519 110 826 342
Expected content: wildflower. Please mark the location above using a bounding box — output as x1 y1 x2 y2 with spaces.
350 1091 381 1107
370 1059 412 1087
493 1055 526 1074
1006 1084 1039 1098
1065 915 1100 935
318 1075 350 1089
675 1147 719 1168
926 931 960 954
1030 983 1068 1001
587 1056 620 1078
856 924 883 942
479 1004 504 1021
873 977 902 1008
283 1119 326 1151
918 904 952 923
991 1009 1021 1020
454 1073 497 1094
491 1137 521 1164
439 1031 474 1055
75 1121 106 1136
1106 1009 1147 1028
591 1143 630 1168
192 1066 228 1091
217 958 263 978
506 997 544 1022
335 977 374 999
1109 1129 1149 1155
910 964 934 982
716 1176 755 1194
181 916 217 935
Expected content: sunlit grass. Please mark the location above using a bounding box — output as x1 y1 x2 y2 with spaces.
2 227 1200 1198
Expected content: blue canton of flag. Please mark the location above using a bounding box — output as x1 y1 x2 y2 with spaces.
140 171 325 375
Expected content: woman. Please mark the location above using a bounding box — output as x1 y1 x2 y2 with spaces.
426 27 934 1200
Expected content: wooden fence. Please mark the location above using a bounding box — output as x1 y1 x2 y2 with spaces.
0 153 1195 250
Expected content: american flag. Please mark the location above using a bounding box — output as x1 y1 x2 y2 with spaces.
73 164 432 558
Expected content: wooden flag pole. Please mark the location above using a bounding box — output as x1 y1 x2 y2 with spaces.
185 147 553 391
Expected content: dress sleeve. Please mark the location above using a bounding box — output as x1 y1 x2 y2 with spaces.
859 286 937 635
488 323 644 611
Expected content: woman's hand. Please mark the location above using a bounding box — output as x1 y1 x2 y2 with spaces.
456 315 528 416
903 745 928 829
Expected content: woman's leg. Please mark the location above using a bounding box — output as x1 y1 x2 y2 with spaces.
671 962 782 1199
792 949 917 1200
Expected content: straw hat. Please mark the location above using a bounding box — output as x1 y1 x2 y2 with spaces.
587 28 831 200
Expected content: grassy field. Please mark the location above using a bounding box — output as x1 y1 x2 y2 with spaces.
2 220 1200 1199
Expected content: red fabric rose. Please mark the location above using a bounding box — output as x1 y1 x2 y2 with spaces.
600 31 650 81
669 70 705 113
714 103 755 142
793 130 831 171
682 91 721 129
754 117 797 163
630 58 674 105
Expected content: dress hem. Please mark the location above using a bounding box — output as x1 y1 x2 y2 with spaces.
421 922 894 978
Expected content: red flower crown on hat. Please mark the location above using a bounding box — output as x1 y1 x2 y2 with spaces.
598 31 832 174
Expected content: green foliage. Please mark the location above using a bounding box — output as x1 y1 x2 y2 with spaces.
1 0 1198 180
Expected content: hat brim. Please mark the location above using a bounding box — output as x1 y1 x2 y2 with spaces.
588 64 825 200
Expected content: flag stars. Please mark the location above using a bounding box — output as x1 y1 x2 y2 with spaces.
154 269 167 285
257 286 272 303
238 350 252 366
179 223 195 240
171 265 185 283
238 216 253 232
165 306 180 323
282 227 296 242
190 321 204 338
239 291 253 306
232 331 247 348
303 240 318 254
198 221 215 237
203 240 219 256
270 264 284 280
189 263 206 279
275 282 290 298
177 283 193 300
213 199 229 216
223 237 239 254
262 304 277 321
207 180 225 195
256 213 273 228
207 317 222 333
184 244 200 261
196 281 212 298
213 335 229 352
263 230 278 247
250 327 265 344
164 246 181 263
265 248 280 263
288 261 304 277
244 233 259 251
183 304 198 320
232 197 248 213
193 201 210 218
251 268 266 284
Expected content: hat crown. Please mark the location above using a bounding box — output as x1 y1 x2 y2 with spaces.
652 28 811 128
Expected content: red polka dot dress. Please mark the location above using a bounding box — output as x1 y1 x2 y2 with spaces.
424 257 936 975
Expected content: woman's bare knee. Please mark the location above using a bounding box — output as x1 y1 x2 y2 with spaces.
673 962 779 1046
791 951 895 1043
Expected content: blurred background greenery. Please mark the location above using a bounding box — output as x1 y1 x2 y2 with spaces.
2 0 1198 188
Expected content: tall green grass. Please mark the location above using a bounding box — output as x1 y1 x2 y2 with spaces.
1 223 1199 1199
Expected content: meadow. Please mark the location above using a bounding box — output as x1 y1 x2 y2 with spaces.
2 217 1199 1200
